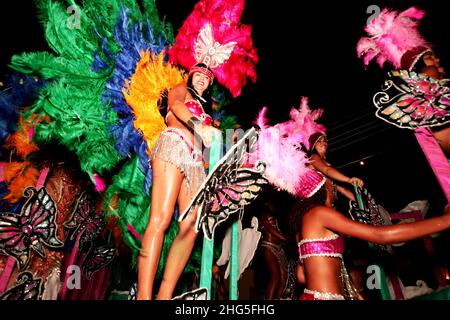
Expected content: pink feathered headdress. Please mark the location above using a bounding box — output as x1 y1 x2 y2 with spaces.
248 103 326 199
357 7 431 71
168 0 258 97
284 97 326 150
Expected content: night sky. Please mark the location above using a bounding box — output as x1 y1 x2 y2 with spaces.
1 0 448 213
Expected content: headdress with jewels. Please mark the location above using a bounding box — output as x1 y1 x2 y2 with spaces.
168 0 258 97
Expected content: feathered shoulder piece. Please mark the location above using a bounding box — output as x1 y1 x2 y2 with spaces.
357 7 430 70
168 0 258 97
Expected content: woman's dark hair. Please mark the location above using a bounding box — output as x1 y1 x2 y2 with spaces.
187 63 214 114
288 183 327 236
157 88 169 119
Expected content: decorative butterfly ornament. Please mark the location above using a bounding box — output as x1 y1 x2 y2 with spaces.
349 187 392 252
64 192 106 249
194 23 237 69
373 71 450 129
179 128 267 240
0 272 42 300
0 187 63 270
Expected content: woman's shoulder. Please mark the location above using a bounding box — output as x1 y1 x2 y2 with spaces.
303 205 337 221
171 82 188 92
310 154 324 163
168 83 189 103
302 206 342 237
310 154 332 167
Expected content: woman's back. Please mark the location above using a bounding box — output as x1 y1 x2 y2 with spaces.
299 206 346 296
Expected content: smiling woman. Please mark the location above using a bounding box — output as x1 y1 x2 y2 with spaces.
137 62 221 300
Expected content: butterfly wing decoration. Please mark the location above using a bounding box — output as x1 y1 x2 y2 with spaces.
128 282 137 300
0 272 42 300
172 287 208 300
194 23 237 69
82 245 116 280
179 128 267 240
0 187 62 270
373 70 450 129
64 192 106 249
349 187 392 252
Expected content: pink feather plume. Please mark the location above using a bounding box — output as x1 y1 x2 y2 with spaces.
249 102 326 198
279 97 326 150
168 0 258 97
92 173 106 193
356 7 429 68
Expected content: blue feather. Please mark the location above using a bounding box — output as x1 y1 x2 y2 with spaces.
98 7 172 194
0 74 45 153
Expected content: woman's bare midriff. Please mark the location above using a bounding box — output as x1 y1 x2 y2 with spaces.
165 113 195 144
303 256 344 294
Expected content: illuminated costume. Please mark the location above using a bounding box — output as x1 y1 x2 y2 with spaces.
357 6 450 202
298 234 346 300
151 127 206 200
250 101 359 300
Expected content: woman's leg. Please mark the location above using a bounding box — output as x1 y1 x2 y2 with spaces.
137 158 184 300
262 244 281 299
157 177 200 299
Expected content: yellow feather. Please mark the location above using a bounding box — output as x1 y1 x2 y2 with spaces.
122 51 186 154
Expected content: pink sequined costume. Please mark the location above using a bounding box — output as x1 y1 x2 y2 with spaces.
297 228 359 300
153 96 214 201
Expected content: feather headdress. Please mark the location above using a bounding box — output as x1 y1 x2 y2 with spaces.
168 0 258 97
278 97 326 150
357 7 431 71
249 106 325 199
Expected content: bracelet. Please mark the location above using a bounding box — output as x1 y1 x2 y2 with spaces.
187 116 201 130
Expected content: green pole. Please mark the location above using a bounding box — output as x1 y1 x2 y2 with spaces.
353 183 391 300
229 216 240 300
378 264 391 300
199 134 221 299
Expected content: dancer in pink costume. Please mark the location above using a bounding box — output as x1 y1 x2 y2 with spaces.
357 6 449 155
252 107 450 300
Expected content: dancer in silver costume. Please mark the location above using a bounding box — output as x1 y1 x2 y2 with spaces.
137 63 220 300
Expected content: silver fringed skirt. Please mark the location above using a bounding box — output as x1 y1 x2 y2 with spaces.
151 127 206 200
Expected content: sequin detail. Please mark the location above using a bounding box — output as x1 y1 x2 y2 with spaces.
301 289 345 300
151 127 206 199
298 234 344 261
166 99 212 126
